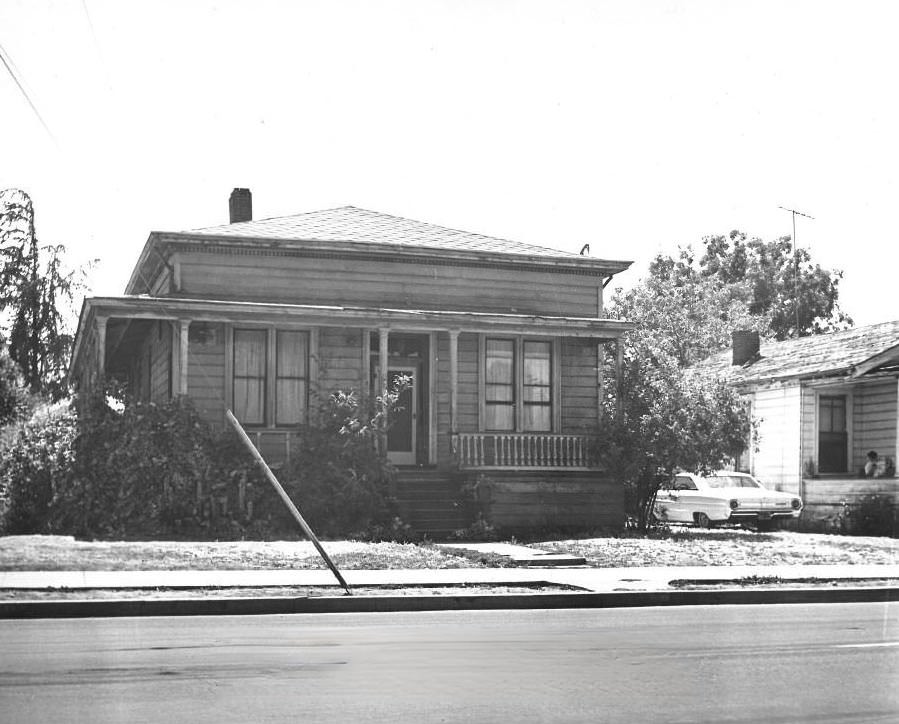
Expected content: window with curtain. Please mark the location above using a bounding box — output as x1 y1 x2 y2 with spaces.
275 330 308 425
233 329 267 425
485 338 515 431
522 341 551 431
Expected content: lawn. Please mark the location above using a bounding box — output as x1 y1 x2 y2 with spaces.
1 528 896 571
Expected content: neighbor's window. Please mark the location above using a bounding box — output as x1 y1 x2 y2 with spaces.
485 338 515 431
818 395 848 474
233 329 267 425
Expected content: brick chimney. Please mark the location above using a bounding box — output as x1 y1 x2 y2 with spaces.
732 330 760 366
229 188 252 224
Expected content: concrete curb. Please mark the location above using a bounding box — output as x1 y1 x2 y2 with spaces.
2 585 896 619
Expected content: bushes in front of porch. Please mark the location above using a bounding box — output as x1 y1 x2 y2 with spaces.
0 385 415 541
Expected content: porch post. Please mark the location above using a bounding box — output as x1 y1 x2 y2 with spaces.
378 328 389 394
596 339 605 427
95 316 108 382
361 328 371 398
895 378 899 473
615 338 624 421
429 331 438 465
449 329 460 434
178 319 190 396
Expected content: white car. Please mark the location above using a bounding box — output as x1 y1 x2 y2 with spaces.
652 472 803 530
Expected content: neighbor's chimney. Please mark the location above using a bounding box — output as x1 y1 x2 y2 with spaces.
229 188 252 223
732 330 760 366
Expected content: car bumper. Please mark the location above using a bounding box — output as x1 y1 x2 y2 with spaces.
728 510 801 521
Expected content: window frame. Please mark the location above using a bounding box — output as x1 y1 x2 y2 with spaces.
478 334 561 433
816 392 850 474
227 325 315 428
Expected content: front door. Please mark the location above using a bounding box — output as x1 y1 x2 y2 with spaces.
387 366 416 465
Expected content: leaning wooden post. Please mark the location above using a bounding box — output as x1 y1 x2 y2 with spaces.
226 409 351 595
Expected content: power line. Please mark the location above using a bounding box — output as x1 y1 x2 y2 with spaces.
0 41 56 143
778 205 815 338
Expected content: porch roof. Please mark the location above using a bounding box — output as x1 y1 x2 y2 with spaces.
70 295 632 377
698 320 899 387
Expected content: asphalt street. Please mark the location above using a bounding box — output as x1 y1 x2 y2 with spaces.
2 602 897 723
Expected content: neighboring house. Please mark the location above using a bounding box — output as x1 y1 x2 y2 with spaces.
700 324 899 525
69 189 633 533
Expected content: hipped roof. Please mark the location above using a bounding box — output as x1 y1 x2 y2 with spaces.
127 206 631 294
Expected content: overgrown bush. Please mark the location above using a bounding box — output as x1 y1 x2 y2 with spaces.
0 400 75 533
279 387 403 539
0 381 408 540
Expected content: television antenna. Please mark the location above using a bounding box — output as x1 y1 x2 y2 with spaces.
778 205 815 337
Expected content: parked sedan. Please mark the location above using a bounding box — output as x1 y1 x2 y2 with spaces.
652 472 803 530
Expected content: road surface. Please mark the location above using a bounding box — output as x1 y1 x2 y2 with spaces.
2 602 897 723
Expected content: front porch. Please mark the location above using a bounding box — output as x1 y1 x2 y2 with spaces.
72 295 628 474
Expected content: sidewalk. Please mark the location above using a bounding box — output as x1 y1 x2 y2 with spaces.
2 541 898 618
4 562 899 594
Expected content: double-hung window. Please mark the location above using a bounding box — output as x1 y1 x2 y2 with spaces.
232 328 309 426
483 337 554 432
233 329 267 425
818 394 848 473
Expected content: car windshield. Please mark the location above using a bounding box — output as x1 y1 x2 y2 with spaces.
704 475 761 489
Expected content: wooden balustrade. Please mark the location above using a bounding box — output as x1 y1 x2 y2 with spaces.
452 433 595 469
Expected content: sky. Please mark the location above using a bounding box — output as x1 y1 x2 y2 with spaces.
1 0 897 325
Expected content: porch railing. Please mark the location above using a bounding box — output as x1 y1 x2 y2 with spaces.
453 433 595 469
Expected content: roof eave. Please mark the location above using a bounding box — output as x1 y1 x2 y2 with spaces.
158 231 633 275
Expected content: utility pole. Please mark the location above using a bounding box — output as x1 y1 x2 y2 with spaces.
778 206 814 337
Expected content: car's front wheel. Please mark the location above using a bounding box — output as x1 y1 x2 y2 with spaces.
693 512 712 529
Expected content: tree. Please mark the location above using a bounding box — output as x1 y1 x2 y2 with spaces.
597 320 752 529
650 230 851 340
0 189 88 400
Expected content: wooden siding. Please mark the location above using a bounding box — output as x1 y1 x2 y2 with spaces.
318 327 364 395
561 338 598 434
126 321 172 403
476 472 624 529
187 322 226 425
750 384 802 494
799 385 816 479
800 477 899 527
177 251 602 317
434 332 478 468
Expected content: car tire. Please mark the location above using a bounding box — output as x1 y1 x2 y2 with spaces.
694 512 712 529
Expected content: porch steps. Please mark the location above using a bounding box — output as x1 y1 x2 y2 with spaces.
394 469 470 539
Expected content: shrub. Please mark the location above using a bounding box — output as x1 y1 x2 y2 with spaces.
0 381 409 540
0 400 75 533
279 388 404 539
851 495 897 538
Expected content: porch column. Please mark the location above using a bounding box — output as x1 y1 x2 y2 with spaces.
615 338 624 421
361 328 371 398
95 316 108 382
596 339 605 427
895 378 899 473
429 331 438 465
378 328 389 394
449 329 460 434
178 319 190 396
